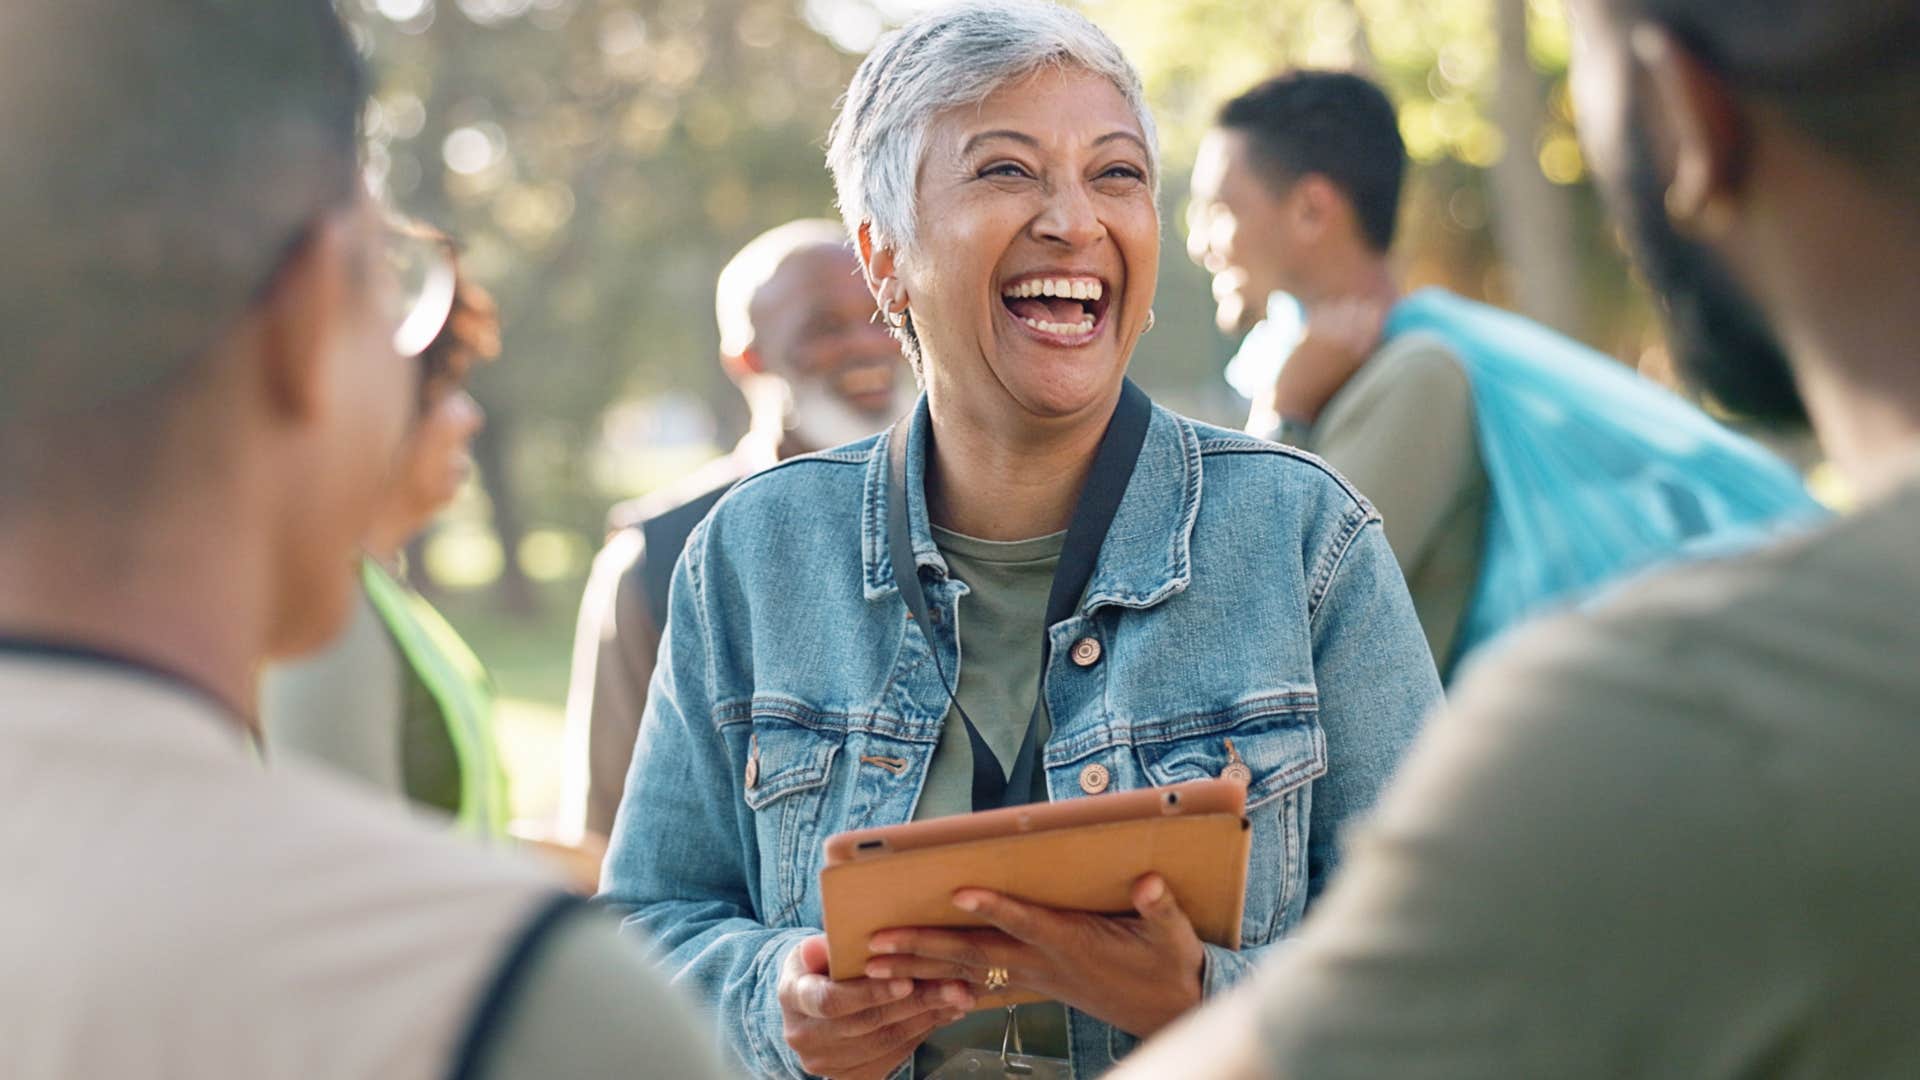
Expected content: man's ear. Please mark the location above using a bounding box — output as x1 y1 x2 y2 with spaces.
1290 175 1342 243
1633 23 1746 234
253 213 352 423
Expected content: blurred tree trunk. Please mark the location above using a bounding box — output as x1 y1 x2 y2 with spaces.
1488 0 1584 336
472 409 538 617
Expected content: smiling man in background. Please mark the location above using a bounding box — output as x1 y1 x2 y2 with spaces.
561 219 908 845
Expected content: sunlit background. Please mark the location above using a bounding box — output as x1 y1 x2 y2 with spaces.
345 0 1680 826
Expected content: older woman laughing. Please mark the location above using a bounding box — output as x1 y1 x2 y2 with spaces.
599 3 1441 1077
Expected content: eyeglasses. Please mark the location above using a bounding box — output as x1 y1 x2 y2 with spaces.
249 202 458 361
382 220 458 360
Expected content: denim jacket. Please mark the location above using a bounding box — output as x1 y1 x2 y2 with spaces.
601 396 1442 1077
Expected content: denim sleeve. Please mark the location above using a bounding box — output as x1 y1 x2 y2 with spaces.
596 531 812 1079
1303 511 1443 902
1198 512 1438 1002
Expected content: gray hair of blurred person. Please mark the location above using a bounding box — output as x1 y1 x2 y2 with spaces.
714 218 855 361
825 0 1161 262
0 0 364 440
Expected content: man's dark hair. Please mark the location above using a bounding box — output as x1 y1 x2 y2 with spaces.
0 0 367 427
1216 71 1406 252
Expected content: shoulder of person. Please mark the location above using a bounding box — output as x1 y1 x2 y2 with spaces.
696 433 880 527
1327 330 1470 419
1180 411 1380 525
605 448 768 534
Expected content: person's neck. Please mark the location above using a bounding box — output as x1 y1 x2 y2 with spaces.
1749 154 1920 499
922 387 1117 541
1294 252 1399 316
361 515 414 577
1785 313 1920 501
0 496 267 732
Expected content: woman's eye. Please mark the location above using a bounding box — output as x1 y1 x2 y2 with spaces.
981 162 1031 179
1099 164 1145 182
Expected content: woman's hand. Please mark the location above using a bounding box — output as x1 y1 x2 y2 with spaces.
778 934 975 1079
862 873 1206 1038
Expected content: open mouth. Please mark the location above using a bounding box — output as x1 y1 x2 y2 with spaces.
1000 273 1112 345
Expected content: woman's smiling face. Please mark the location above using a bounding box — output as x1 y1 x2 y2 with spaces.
896 65 1159 428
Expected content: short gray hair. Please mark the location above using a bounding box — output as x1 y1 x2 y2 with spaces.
714 218 850 357
826 0 1160 255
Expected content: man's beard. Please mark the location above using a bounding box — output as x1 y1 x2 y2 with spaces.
784 374 913 452
1615 123 1810 428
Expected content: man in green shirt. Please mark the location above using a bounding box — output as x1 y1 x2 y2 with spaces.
1116 0 1920 1074
1186 72 1485 675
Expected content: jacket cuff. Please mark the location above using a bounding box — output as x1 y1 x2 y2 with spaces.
1201 941 1268 999
747 931 814 1079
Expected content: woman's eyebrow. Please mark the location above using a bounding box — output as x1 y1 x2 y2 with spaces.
961 129 1151 157
1092 131 1150 157
961 129 1041 155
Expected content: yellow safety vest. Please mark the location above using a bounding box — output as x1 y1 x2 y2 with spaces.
360 559 510 838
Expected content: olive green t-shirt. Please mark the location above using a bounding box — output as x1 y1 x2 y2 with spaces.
914 525 1069 1072
1250 461 1920 1077
913 526 1063 821
1300 331 1487 680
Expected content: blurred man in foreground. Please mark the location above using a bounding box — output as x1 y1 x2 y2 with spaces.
0 3 718 1076
1187 70 1817 682
561 219 908 842
1120 0 1920 1074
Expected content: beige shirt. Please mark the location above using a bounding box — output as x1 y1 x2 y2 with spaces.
1250 463 1920 1077
0 657 721 1079
1300 332 1486 677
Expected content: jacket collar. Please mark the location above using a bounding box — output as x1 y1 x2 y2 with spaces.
861 390 1199 614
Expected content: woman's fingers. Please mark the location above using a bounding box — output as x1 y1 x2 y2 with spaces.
867 926 1022 972
953 887 1074 947
836 980 972 1037
791 972 916 1020
863 955 975 983
831 1009 964 1080
1129 872 1192 934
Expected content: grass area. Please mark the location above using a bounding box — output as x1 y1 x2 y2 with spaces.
430 576 586 827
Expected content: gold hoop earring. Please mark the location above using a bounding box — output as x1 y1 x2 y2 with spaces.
884 304 909 330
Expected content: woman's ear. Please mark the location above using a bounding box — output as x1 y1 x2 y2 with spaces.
856 221 907 314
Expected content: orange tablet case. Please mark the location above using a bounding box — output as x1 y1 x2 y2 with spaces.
819 778 1253 1009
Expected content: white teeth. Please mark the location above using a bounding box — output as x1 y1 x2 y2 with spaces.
1000 277 1106 300
1020 314 1097 337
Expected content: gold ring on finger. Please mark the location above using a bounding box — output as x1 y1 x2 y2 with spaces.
983 966 1010 992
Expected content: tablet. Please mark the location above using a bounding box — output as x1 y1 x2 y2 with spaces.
819 778 1252 1008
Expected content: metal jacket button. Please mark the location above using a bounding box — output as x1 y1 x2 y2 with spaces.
744 735 760 790
1078 763 1110 794
1069 636 1102 667
1221 737 1251 786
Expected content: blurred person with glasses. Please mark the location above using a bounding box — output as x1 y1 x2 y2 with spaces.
265 228 607 888
262 232 506 826
0 2 721 1077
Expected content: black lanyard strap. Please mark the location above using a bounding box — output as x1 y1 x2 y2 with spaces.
886 379 1152 810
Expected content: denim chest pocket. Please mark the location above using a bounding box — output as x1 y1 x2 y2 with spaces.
1131 699 1327 947
741 719 841 927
